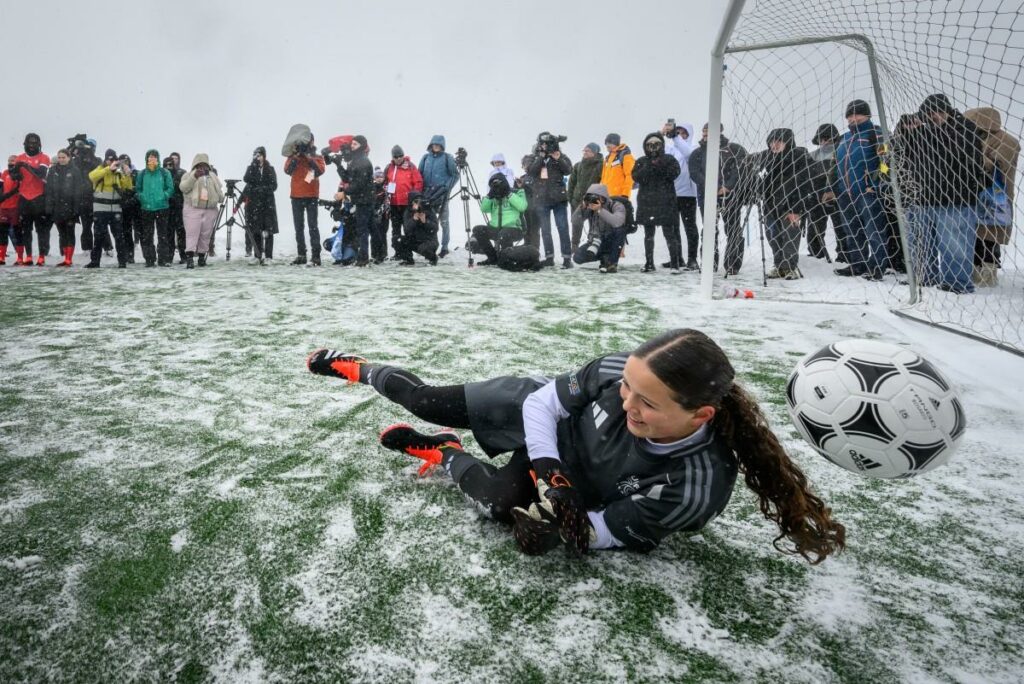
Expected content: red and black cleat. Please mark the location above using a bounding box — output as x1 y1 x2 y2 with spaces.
378 423 462 477
306 349 367 384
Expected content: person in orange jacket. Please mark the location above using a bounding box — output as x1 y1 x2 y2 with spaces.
284 135 327 266
600 133 635 200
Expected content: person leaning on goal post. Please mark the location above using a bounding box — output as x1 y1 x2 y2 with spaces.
307 330 846 562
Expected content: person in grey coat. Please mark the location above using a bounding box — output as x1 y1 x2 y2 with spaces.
571 183 627 273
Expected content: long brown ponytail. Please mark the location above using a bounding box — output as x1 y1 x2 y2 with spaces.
635 329 846 564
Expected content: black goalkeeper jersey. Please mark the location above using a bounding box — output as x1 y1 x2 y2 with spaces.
464 352 739 551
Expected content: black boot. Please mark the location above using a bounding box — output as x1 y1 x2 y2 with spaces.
198 253 207 267
186 252 195 269
642 260 656 273
561 257 573 269
291 255 307 266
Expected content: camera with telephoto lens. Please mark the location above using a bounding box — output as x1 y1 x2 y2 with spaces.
293 141 315 156
536 131 568 154
583 192 605 207
586 235 602 256
317 198 349 222
410 195 432 213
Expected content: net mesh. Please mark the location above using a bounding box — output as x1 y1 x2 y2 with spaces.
707 0 1024 351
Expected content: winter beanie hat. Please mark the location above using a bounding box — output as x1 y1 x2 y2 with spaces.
391 145 404 158
373 166 384 178
604 133 621 146
920 93 956 116
585 143 601 155
766 128 794 146
104 148 118 161
812 123 840 145
254 146 267 157
845 99 872 118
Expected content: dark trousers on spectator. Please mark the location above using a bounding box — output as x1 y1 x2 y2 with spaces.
698 196 744 273
291 197 320 258
676 196 699 264
371 210 391 262
535 201 571 259
90 212 130 265
139 209 170 265
472 225 524 262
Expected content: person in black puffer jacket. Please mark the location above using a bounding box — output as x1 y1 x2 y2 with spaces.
242 147 278 264
45 149 84 266
759 128 813 278
336 135 375 266
633 132 681 272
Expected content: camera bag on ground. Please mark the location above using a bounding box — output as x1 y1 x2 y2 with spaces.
496 243 541 272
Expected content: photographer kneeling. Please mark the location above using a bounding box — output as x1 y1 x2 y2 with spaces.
571 184 627 274
395 192 439 266
472 171 528 267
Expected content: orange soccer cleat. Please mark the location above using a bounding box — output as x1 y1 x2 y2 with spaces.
378 423 462 477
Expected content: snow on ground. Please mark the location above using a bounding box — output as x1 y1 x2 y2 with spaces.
1 238 1023 683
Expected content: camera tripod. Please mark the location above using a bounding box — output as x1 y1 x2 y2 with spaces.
451 155 484 268
212 182 259 262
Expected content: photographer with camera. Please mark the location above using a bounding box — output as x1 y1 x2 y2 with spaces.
44 149 84 266
571 184 627 274
1 156 24 265
284 134 326 266
383 146 423 259
527 132 573 268
471 170 529 267
396 191 439 266
178 153 224 270
418 135 458 258
242 146 278 264
134 149 174 267
567 143 605 252
84 149 134 268
14 133 51 265
67 135 106 256
332 135 374 267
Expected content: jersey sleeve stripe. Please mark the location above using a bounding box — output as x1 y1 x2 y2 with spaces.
667 453 716 530
657 461 698 526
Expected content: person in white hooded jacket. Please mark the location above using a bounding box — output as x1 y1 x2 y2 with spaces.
179 153 224 269
663 121 700 270
489 153 518 188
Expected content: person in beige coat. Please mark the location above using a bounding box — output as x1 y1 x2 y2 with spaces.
179 153 223 269
965 107 1020 286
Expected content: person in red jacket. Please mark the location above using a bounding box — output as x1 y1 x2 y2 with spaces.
383 145 424 258
0 156 23 265
284 135 327 266
14 133 51 265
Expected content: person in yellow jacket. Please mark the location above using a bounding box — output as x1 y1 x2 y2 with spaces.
600 133 635 199
84 149 133 268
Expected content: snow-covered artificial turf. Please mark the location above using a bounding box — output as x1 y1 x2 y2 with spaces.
1 250 1022 683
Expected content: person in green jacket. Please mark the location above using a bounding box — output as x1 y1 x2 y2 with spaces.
135 149 175 266
472 171 529 265
567 143 605 251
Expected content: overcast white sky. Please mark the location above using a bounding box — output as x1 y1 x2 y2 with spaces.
0 1 725 241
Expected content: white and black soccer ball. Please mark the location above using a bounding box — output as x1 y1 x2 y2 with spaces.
785 339 966 479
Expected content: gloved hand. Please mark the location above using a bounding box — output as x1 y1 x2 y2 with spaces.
523 458 592 555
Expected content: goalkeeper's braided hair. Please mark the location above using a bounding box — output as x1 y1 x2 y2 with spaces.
635 329 846 564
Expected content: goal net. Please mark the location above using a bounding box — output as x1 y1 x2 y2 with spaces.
705 0 1024 353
